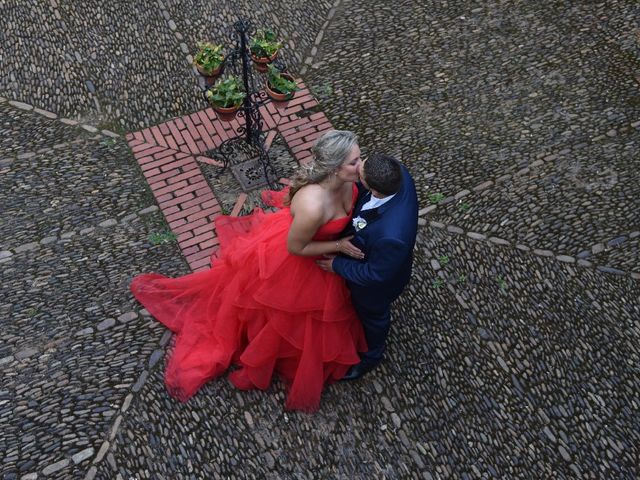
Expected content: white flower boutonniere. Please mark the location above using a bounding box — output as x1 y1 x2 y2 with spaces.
352 216 367 232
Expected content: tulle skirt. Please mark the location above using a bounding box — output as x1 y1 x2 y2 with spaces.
131 203 366 412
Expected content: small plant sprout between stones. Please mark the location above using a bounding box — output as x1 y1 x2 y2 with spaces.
148 231 177 245
428 192 445 204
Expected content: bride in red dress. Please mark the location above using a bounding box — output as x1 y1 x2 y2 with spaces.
131 130 368 412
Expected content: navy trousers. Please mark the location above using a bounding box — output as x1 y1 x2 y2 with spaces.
353 299 391 365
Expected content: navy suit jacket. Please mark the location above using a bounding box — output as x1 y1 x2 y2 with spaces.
333 165 418 310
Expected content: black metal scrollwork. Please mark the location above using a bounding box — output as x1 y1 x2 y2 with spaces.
202 18 287 190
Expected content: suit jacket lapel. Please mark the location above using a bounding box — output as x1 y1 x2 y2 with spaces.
358 207 379 223
353 190 371 216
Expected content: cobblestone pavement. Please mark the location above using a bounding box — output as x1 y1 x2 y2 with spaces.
1 0 639 479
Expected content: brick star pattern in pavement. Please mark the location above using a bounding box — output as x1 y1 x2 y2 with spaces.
125 80 332 271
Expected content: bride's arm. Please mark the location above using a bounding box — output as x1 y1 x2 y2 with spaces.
287 190 363 259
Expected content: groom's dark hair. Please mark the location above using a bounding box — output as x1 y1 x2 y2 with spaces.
363 153 403 196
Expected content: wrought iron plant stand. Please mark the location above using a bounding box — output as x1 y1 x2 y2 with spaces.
203 18 288 191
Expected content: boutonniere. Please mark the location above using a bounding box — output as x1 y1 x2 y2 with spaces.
352 216 367 232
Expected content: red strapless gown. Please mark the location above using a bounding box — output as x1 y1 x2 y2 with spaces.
130 185 366 412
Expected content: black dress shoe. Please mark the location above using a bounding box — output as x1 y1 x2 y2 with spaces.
340 361 380 381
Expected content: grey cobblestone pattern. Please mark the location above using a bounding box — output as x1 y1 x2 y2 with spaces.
308 0 639 262
1 136 188 478
0 100 99 164
0 0 335 132
417 217 639 281
1 0 640 478
1 91 188 478
0 96 120 150
587 233 640 273
0 228 187 478
428 140 640 257
91 227 640 479
0 112 152 248
161 0 335 73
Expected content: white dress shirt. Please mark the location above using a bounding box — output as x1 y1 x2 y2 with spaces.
361 192 396 211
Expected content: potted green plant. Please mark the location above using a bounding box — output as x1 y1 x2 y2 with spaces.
205 76 246 114
250 29 282 72
265 64 299 102
193 42 225 77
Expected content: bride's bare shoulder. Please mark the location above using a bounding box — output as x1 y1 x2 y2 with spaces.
290 184 326 217
295 183 324 198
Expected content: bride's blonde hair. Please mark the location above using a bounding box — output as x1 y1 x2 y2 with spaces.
285 130 358 204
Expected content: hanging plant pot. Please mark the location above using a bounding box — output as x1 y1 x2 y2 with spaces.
205 76 246 116
251 51 278 72
193 42 225 80
195 61 224 79
266 73 296 102
249 28 281 72
210 102 242 115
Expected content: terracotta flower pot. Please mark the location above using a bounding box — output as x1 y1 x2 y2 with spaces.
266 73 296 102
211 103 242 115
195 61 224 79
251 51 278 72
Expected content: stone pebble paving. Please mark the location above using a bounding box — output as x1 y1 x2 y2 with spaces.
1 0 639 478
308 0 639 244
91 225 640 479
0 102 160 255
1 0 189 132
1 142 152 250
0 0 338 132
416 215 640 282
407 227 639 478
0 216 188 479
427 138 640 258
0 101 91 159
0 81 189 479
586 236 640 273
162 0 339 82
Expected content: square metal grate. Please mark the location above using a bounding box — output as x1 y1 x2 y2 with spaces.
230 157 277 191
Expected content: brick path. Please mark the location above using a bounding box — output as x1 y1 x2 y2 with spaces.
126 80 332 271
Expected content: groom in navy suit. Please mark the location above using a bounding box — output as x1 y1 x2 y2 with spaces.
317 153 418 380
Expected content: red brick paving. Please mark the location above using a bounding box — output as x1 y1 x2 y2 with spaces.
126 80 333 272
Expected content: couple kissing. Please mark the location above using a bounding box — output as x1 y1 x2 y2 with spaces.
131 130 418 412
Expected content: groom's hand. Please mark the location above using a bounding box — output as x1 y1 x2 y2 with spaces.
316 254 336 273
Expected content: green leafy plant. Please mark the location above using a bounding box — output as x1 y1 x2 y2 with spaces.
428 192 445 204
194 42 224 73
250 29 282 58
458 274 467 284
310 83 333 98
432 277 444 290
437 254 450 266
97 119 127 136
100 137 117 147
266 64 299 96
148 231 177 245
458 202 470 212
206 76 246 108
496 275 507 291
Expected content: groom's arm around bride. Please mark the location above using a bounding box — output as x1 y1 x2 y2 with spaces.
317 153 418 380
